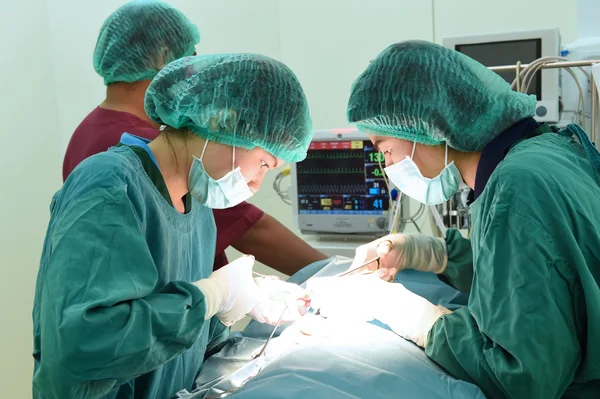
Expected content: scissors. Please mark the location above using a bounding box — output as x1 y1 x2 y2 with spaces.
335 256 381 278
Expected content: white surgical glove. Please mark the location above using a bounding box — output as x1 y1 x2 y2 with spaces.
308 275 451 348
194 255 266 326
249 277 311 325
350 233 448 281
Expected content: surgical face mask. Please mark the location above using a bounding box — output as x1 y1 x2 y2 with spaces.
384 142 463 205
188 140 254 209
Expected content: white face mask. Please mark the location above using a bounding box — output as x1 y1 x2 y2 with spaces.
383 142 463 205
188 140 254 209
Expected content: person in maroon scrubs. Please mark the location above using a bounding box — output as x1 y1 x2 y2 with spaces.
63 0 326 274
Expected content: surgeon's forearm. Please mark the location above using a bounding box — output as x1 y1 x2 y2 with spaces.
426 305 579 399
232 213 328 276
439 229 474 293
36 280 210 395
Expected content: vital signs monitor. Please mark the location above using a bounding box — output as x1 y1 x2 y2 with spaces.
290 129 398 235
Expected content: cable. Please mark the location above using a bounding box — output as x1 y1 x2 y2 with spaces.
561 67 587 129
511 56 590 92
401 203 421 224
428 205 447 237
515 61 522 93
273 165 292 205
377 152 392 203
375 150 426 233
510 56 589 131
389 193 402 234
390 198 426 234
377 152 398 232
510 56 560 90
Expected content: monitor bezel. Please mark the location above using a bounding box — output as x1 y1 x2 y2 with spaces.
455 38 543 98
442 28 560 122
290 129 392 235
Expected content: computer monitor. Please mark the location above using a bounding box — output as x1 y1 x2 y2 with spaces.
443 29 560 122
290 129 400 235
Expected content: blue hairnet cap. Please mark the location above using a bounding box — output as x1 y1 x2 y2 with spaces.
145 54 314 163
347 40 537 151
93 0 200 85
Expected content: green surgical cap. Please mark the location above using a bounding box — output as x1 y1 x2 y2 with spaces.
347 40 537 151
94 0 200 85
145 54 313 163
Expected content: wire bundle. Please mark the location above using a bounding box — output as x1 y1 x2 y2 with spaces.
510 57 592 130
273 166 292 205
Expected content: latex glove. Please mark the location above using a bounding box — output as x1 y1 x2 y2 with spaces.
194 255 266 326
249 277 311 325
350 233 447 281
308 275 451 348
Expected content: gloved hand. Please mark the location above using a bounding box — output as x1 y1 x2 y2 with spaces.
307 275 451 348
350 234 447 281
249 277 311 325
194 255 266 326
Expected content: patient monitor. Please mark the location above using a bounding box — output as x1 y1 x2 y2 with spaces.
443 28 561 122
290 129 408 237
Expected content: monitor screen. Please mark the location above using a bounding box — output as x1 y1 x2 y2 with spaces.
456 39 542 99
296 140 389 215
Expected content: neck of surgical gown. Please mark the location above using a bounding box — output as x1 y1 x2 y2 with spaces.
32 146 229 399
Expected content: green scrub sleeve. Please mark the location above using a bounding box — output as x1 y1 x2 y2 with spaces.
36 187 212 387
426 208 580 399
441 228 474 293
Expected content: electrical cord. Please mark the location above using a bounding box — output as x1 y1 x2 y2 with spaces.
511 56 589 130
273 165 292 205
376 153 398 232
376 150 427 233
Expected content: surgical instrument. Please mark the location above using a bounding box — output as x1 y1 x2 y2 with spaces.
205 306 289 399
252 271 278 279
336 256 381 277
254 305 287 359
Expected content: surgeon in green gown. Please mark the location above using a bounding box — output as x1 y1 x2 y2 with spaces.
32 54 313 399
328 41 600 398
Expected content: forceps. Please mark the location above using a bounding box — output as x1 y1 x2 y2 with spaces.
335 256 381 278
250 272 294 359
252 271 279 279
253 305 287 359
205 306 288 399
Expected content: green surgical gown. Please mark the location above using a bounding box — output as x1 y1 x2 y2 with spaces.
32 146 228 399
426 132 600 398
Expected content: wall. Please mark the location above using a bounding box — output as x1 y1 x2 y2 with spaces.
177 0 281 57
278 0 434 129
577 0 600 38
0 0 62 395
45 0 127 157
433 0 578 44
